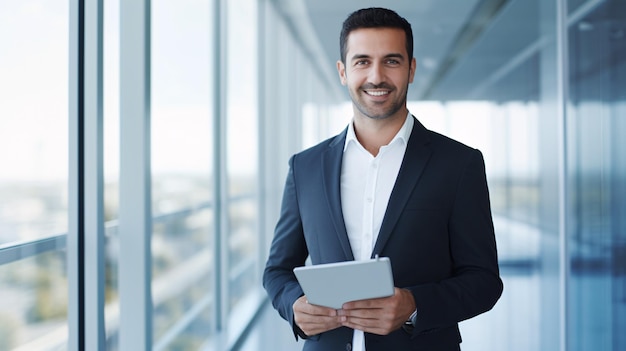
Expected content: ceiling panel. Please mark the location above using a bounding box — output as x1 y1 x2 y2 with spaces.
428 0 539 101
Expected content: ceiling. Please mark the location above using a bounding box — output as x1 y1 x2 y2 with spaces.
274 0 622 102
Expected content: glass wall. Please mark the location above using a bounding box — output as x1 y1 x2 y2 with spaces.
150 0 215 349
0 1 69 350
566 1 626 350
0 0 307 349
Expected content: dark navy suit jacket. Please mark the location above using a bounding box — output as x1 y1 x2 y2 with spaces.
263 117 503 351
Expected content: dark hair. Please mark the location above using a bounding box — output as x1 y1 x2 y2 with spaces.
339 7 413 63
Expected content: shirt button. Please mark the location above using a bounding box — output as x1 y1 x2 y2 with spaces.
366 197 373 203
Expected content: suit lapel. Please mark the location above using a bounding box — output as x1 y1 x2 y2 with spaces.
321 129 354 261
372 118 432 257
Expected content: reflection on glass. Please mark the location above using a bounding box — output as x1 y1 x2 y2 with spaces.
151 0 215 348
0 1 69 349
104 0 120 348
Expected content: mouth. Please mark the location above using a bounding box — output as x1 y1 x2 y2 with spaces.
364 90 390 97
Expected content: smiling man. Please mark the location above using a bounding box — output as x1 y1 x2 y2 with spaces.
337 24 415 157
263 7 503 351
339 25 414 120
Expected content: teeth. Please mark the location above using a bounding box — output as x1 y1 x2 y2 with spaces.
367 91 388 96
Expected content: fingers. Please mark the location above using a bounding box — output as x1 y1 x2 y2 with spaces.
293 296 342 337
339 307 401 335
339 287 416 335
292 288 417 337
340 316 397 335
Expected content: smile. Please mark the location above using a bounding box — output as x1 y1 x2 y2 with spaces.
365 90 389 96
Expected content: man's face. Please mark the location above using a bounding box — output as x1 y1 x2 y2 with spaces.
337 27 416 121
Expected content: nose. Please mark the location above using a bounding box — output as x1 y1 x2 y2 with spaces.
368 62 384 85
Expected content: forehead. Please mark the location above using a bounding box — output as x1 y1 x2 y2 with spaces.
345 27 407 59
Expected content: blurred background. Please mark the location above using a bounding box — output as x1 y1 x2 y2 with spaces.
0 0 624 350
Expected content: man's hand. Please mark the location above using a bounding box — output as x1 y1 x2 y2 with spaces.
293 295 343 337
338 287 416 335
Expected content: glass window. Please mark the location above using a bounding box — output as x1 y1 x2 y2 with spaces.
151 0 215 348
0 1 69 242
0 1 69 349
226 0 259 317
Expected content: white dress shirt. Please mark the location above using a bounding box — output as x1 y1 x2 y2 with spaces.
340 113 413 351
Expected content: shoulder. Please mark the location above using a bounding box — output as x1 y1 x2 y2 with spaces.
427 129 478 155
409 120 485 175
426 130 486 178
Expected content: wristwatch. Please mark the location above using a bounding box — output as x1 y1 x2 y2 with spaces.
402 310 418 333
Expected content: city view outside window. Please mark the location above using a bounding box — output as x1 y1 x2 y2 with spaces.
0 1 69 350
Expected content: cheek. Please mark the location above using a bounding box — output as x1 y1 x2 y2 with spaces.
346 72 366 88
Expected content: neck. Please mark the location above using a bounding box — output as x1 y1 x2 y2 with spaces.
353 110 407 156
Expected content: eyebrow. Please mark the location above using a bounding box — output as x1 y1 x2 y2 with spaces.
350 53 406 62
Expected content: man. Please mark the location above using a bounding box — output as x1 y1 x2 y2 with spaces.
263 7 503 351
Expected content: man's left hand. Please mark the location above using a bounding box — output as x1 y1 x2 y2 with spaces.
338 287 416 335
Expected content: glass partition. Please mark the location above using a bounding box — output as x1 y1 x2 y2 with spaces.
566 1 626 350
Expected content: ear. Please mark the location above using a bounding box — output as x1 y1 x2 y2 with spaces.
337 60 347 85
408 57 416 83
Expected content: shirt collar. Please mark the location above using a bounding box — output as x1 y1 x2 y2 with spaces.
344 112 414 152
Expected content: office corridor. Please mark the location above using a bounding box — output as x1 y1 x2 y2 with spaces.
1 0 624 350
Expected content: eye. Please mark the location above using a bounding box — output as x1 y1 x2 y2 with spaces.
385 59 400 65
355 60 369 66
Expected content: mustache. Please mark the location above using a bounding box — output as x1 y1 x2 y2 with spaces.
361 83 394 90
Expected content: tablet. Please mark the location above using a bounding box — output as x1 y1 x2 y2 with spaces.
293 256 394 309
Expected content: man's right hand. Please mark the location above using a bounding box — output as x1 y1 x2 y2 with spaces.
293 295 343 336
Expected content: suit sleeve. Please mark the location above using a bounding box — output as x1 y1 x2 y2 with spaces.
409 149 503 334
262 155 310 339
